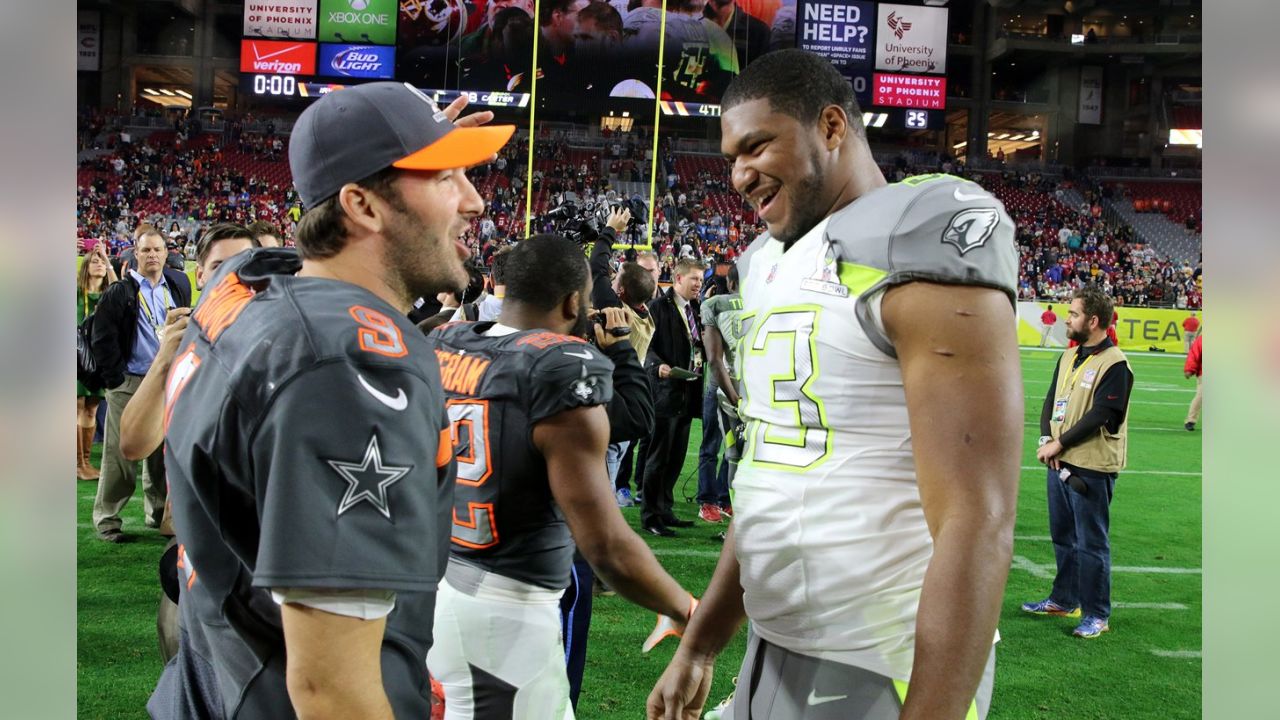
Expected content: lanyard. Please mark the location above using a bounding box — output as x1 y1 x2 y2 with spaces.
137 284 172 330
1057 351 1097 398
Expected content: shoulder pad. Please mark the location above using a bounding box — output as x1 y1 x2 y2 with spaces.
526 338 615 424
823 175 1018 358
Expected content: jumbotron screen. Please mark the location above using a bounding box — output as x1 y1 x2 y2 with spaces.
239 0 947 116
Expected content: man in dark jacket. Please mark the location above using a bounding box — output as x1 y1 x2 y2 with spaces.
89 226 192 542
639 257 705 536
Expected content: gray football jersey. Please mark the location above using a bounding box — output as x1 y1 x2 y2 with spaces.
149 248 454 719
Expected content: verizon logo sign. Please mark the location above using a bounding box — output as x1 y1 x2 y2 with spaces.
240 39 317 75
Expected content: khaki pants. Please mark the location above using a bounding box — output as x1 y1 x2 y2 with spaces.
1186 376 1202 424
93 374 167 535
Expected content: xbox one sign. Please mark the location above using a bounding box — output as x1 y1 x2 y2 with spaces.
318 0 396 45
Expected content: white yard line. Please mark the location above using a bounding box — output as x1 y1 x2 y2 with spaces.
1024 420 1192 430
1115 602 1189 610
1009 555 1201 576
1151 649 1202 659
1019 465 1201 476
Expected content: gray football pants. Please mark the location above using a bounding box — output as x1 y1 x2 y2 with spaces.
730 632 995 720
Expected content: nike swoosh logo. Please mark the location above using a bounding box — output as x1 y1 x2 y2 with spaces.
953 186 988 202
563 349 594 360
253 44 303 61
806 690 848 706
358 374 408 411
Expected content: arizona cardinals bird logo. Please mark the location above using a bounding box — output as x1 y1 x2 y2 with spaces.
887 11 912 39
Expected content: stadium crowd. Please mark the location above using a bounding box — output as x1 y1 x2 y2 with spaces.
78 108 1202 310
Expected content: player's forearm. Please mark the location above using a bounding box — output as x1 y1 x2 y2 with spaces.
675 523 746 660
589 532 691 621
902 519 1013 720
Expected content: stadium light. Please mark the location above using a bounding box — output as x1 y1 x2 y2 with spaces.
158 89 176 96
996 133 1010 139
176 90 192 99
143 88 159 95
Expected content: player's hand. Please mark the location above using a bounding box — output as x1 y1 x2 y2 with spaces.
156 308 192 366
643 595 697 653
440 94 494 129
1185 371 1194 380
658 363 672 379
592 307 630 349
437 290 460 309
606 207 631 233
440 95 499 165
1036 438 1063 470
647 646 716 720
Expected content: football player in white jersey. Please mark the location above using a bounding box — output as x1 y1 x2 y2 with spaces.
648 49 1023 720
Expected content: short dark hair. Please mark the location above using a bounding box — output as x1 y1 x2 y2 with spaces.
1073 286 1115 330
293 166 400 260
503 234 589 311
539 0 577 26
578 0 622 35
722 49 864 136
490 246 515 285
196 223 258 266
618 261 655 304
246 220 282 243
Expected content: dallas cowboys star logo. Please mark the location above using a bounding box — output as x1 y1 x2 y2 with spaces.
326 435 412 521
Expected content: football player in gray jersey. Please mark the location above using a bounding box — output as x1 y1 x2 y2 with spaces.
426 234 697 719
149 82 514 720
649 50 1022 720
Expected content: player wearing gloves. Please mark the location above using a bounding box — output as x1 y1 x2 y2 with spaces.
425 234 695 719
648 50 1022 720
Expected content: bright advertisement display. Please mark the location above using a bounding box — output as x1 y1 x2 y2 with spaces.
240 39 318 75
1016 302 1198 353
318 43 396 78
243 1 318 39
873 72 945 109
796 0 874 104
874 2 947 74
317 0 397 45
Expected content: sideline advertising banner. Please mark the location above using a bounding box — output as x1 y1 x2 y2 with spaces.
78 11 100 71
318 0 397 45
243 1 318 40
1017 301 1200 354
874 3 947 74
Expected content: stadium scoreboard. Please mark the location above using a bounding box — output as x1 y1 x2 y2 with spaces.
240 0 949 120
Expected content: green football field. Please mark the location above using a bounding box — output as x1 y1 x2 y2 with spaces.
76 348 1202 719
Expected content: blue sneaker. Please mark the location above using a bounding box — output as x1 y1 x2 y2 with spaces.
1072 616 1110 639
1020 598 1081 617
615 488 635 507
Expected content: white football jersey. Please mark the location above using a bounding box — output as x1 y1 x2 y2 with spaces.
731 174 1017 680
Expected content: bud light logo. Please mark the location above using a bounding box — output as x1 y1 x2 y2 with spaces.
318 43 395 79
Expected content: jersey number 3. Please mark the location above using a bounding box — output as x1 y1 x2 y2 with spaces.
446 400 499 549
742 307 831 472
